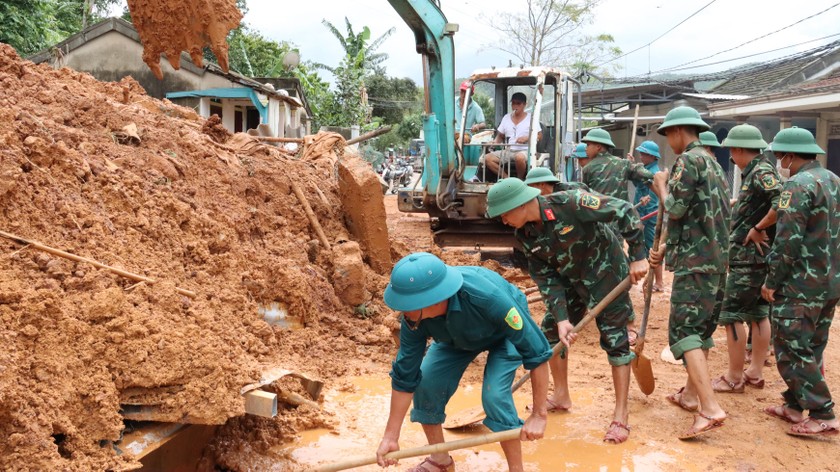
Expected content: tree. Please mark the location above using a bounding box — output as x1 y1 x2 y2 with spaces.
485 0 621 76
0 0 120 56
318 18 395 73
366 73 421 125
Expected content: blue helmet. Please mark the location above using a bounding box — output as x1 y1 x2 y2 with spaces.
384 252 463 311
571 143 587 158
635 140 660 159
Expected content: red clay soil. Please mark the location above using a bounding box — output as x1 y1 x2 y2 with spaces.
0 44 396 471
125 0 242 79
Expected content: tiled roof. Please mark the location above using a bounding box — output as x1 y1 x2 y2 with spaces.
711 41 840 96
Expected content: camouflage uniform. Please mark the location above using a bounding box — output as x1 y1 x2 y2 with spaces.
516 190 647 365
719 156 782 325
765 160 840 420
664 142 731 359
581 151 655 202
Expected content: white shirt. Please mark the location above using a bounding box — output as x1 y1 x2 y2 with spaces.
497 112 540 152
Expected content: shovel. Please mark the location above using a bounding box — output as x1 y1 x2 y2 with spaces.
443 277 632 429
631 199 666 395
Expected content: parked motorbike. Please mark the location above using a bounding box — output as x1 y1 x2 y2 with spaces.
382 159 414 194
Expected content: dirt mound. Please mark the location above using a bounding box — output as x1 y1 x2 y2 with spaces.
0 43 395 470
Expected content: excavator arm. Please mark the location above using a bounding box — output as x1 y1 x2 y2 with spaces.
387 0 459 196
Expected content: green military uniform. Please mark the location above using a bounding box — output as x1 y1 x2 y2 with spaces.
719 156 782 325
664 141 731 359
515 190 647 365
390 265 553 431
581 151 655 202
765 159 840 421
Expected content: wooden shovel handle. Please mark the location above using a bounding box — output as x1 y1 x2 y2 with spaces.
0 230 196 298
512 276 632 391
313 428 521 472
639 199 667 344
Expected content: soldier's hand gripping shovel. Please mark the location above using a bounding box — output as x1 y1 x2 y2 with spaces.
443 277 632 429
631 199 666 395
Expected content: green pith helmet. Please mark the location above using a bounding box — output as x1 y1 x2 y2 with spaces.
635 140 660 159
486 178 540 218
770 126 826 154
699 131 722 148
721 124 768 150
581 128 615 148
571 143 587 158
657 106 710 135
524 167 560 185
384 252 464 311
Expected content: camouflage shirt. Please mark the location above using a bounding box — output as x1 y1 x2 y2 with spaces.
729 155 782 266
664 141 730 274
515 191 646 322
582 151 655 202
765 160 840 300
551 181 590 193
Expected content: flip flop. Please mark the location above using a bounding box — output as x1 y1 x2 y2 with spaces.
787 418 840 437
603 421 631 444
763 405 800 424
666 387 698 412
678 412 725 440
712 375 745 393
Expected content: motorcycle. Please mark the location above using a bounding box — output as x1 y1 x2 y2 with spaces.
382 160 414 194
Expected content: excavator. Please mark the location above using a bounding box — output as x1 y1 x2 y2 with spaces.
127 0 578 249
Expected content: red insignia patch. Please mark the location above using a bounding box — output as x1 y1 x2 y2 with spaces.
544 208 556 221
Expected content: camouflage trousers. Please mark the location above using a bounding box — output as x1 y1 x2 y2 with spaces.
541 274 635 366
668 272 726 360
719 264 770 325
771 297 838 420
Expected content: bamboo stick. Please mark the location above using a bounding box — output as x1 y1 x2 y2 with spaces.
289 181 332 251
345 126 392 146
313 429 521 472
255 136 305 143
0 230 196 298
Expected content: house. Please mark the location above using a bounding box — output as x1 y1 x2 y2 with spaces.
576 40 840 178
28 17 311 137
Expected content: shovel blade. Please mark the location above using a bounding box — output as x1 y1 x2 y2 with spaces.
442 405 486 430
631 354 655 395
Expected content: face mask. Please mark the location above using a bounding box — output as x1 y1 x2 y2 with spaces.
776 156 791 181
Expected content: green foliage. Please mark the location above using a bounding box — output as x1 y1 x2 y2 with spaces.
0 0 119 56
472 93 495 129
366 73 421 125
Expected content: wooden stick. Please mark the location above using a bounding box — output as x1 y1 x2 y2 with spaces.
0 230 197 298
256 136 305 143
289 181 332 250
629 103 640 155
313 429 521 472
345 126 392 146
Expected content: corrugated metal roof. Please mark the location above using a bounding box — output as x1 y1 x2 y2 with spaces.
682 92 751 101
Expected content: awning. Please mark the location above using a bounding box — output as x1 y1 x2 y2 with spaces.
166 87 268 123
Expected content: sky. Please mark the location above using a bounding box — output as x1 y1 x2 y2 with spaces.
242 0 840 86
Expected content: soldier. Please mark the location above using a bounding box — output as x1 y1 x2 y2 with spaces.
760 127 840 436
523 167 588 194
579 128 661 203
649 106 730 439
487 178 649 444
376 252 553 471
712 124 780 394
630 140 665 292
699 130 722 155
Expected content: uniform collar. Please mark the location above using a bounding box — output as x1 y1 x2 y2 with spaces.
684 141 703 152
740 155 764 179
797 160 822 174
595 151 613 159
644 160 659 171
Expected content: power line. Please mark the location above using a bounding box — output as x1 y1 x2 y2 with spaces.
594 0 719 68
651 1 840 75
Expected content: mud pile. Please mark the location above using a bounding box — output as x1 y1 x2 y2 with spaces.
126 0 242 79
0 44 395 470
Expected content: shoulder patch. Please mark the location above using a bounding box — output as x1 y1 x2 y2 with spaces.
741 185 748 191
543 208 556 221
505 307 523 330
778 191 792 209
558 225 574 235
579 193 601 209
761 174 779 190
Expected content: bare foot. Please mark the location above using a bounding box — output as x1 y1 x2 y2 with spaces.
679 411 725 440
764 405 804 424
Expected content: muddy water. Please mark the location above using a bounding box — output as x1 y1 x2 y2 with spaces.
277 376 693 471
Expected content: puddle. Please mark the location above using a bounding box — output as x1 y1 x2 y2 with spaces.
276 375 691 471
258 302 303 329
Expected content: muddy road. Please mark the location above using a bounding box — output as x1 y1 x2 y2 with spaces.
288 195 839 471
